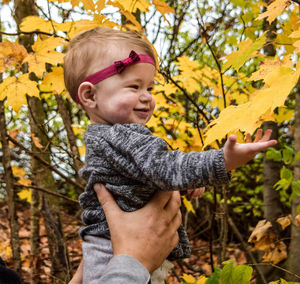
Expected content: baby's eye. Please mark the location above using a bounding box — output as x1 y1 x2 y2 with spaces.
147 87 153 92
128 85 139 89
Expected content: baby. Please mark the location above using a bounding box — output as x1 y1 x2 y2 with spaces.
63 27 276 284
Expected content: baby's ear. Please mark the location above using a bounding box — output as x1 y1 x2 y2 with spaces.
77 82 97 108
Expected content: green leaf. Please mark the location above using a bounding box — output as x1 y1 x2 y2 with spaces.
206 266 221 284
266 148 282 162
274 179 291 191
295 151 300 161
219 262 252 284
292 181 300 196
280 166 293 182
283 146 294 165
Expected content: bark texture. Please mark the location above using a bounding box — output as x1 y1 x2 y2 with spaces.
286 81 300 280
13 0 71 282
55 94 85 191
0 100 22 274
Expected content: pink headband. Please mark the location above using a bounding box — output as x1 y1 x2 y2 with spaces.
76 50 156 104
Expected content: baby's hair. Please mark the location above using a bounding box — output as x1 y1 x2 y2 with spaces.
64 27 156 102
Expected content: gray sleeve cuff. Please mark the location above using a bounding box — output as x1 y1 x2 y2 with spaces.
99 255 150 284
214 149 231 184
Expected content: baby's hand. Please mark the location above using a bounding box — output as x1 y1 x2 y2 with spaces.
224 129 277 172
187 187 205 199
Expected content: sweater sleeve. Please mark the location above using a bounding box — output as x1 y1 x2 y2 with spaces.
99 255 150 284
92 124 230 191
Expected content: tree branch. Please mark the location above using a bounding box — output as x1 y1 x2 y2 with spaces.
158 69 210 124
13 183 79 204
0 31 68 41
291 0 300 5
7 135 84 191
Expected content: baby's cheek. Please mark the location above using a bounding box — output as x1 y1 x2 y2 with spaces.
113 100 133 119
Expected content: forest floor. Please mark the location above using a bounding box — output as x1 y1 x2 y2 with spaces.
0 202 249 283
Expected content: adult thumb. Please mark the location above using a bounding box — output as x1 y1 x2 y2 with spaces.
94 183 120 219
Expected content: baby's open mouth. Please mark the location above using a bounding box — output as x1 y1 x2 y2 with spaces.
134 108 149 117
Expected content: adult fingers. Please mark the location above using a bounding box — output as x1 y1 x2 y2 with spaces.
94 183 121 221
148 191 174 210
162 192 181 225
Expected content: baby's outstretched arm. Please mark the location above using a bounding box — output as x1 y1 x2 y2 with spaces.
223 129 277 172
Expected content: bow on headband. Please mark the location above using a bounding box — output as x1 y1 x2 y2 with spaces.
114 50 141 73
76 50 156 104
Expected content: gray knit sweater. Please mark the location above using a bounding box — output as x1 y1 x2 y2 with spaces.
79 123 230 260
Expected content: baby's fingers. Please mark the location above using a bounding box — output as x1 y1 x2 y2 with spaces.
253 129 263 142
245 133 252 143
260 129 273 142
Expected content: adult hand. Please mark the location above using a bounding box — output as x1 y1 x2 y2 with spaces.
94 183 181 273
224 129 277 172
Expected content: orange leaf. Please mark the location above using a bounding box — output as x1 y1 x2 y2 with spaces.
31 133 43 149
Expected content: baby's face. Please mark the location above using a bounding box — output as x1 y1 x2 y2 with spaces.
90 55 156 125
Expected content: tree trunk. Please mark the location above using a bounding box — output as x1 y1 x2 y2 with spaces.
0 100 22 274
257 5 283 282
0 25 22 274
27 96 72 283
263 121 283 220
286 80 300 280
262 1 283 222
55 94 85 191
13 0 71 282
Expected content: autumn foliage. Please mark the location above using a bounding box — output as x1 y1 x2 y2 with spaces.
1 0 300 283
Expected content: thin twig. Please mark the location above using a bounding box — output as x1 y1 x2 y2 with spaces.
291 0 300 5
0 31 68 41
13 183 79 204
7 135 84 191
158 70 210 124
249 263 300 279
227 216 268 284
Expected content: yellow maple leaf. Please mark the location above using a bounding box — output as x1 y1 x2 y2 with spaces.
42 67 65 94
222 32 266 71
0 41 28 72
196 276 208 284
23 37 64 77
12 165 26 178
256 0 291 24
107 0 142 30
0 74 39 112
20 16 54 33
78 145 86 157
112 0 150 12
181 273 196 283
182 196 196 215
12 165 32 186
5 246 12 258
49 0 97 10
67 16 117 39
81 0 95 11
72 124 85 135
176 57 202 94
153 0 174 23
154 82 178 96
293 40 300 53
18 189 32 203
204 56 300 146
274 107 294 123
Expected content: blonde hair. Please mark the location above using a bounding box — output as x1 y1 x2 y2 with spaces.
64 27 156 102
